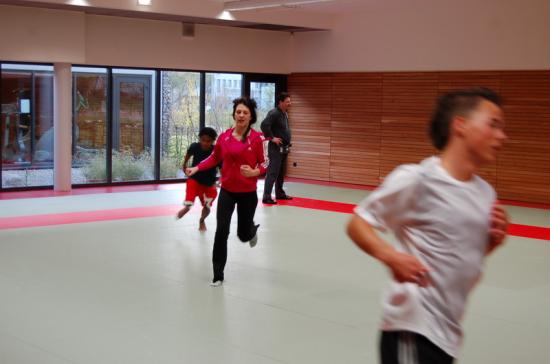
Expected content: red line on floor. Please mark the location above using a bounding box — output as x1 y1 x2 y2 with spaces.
2 180 549 212
0 205 182 230
0 184 185 201
286 177 377 191
1 196 547 241
507 224 550 241
274 197 550 241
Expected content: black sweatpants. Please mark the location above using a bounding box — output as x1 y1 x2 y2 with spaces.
380 331 454 364
263 142 288 199
212 188 258 282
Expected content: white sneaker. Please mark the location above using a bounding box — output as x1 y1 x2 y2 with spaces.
249 224 260 248
210 280 223 287
249 234 258 248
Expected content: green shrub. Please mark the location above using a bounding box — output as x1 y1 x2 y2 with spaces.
160 155 181 179
82 151 107 183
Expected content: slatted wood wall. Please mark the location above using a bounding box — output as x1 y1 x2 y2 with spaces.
287 73 332 181
288 71 550 204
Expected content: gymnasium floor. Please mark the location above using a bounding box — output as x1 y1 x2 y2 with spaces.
0 180 549 364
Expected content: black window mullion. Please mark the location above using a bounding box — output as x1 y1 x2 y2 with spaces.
0 62 2 190
154 70 161 181
199 72 206 129
31 71 36 164
106 68 113 183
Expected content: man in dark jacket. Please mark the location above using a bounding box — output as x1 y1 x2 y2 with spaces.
261 92 293 204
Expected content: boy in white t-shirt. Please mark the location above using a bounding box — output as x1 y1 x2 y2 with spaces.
347 88 510 363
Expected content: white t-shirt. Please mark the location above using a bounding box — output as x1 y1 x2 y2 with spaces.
355 156 496 357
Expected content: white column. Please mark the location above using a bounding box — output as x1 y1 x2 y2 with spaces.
53 63 72 192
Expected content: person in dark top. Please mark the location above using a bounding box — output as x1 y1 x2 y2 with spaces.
177 127 218 231
260 92 293 204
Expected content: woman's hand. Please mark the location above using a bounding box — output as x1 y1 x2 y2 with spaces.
186 166 199 177
240 165 260 178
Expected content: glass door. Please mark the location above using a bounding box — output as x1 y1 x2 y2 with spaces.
112 74 154 182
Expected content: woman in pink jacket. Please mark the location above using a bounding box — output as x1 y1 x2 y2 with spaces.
187 97 268 286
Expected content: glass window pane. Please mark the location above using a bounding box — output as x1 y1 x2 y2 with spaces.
250 82 276 123
112 69 156 183
72 67 108 184
206 73 242 136
1 64 54 188
160 71 200 180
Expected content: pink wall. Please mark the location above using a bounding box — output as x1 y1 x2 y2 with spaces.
0 5 291 74
291 0 550 72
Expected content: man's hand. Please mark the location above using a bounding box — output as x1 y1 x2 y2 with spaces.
272 137 283 146
487 202 509 255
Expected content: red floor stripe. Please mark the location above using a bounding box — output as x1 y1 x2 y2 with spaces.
286 177 377 191
507 224 550 241
0 205 182 230
0 183 186 201
2 180 550 212
275 197 550 241
0 196 548 241
274 196 355 214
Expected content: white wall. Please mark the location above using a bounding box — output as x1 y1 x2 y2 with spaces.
0 5 291 74
0 6 86 63
291 0 550 72
85 15 291 73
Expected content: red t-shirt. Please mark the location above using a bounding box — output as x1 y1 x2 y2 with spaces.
197 128 268 193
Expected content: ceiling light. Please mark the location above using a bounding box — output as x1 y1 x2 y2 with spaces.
137 0 152 5
224 0 334 12
68 0 89 6
217 10 235 21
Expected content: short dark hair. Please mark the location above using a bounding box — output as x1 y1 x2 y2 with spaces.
199 127 217 140
429 87 503 150
232 97 258 125
276 92 290 104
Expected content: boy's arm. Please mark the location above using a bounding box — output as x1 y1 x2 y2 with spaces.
486 203 509 256
347 214 430 286
182 153 191 170
197 143 222 172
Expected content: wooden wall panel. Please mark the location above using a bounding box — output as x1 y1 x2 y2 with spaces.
499 71 550 203
380 73 437 177
287 71 550 204
331 73 382 185
287 74 332 181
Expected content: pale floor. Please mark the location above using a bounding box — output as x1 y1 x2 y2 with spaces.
0 182 549 364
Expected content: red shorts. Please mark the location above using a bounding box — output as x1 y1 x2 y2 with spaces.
184 178 218 208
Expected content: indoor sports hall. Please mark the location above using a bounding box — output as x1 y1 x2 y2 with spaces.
0 1 549 363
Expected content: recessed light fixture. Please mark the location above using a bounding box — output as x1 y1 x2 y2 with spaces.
217 10 235 21
68 0 89 6
224 0 334 11
137 0 152 5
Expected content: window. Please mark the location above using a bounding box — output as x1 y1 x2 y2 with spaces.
250 82 276 123
72 67 108 184
111 68 156 182
160 71 200 180
1 62 285 190
205 73 242 136
1 63 54 188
